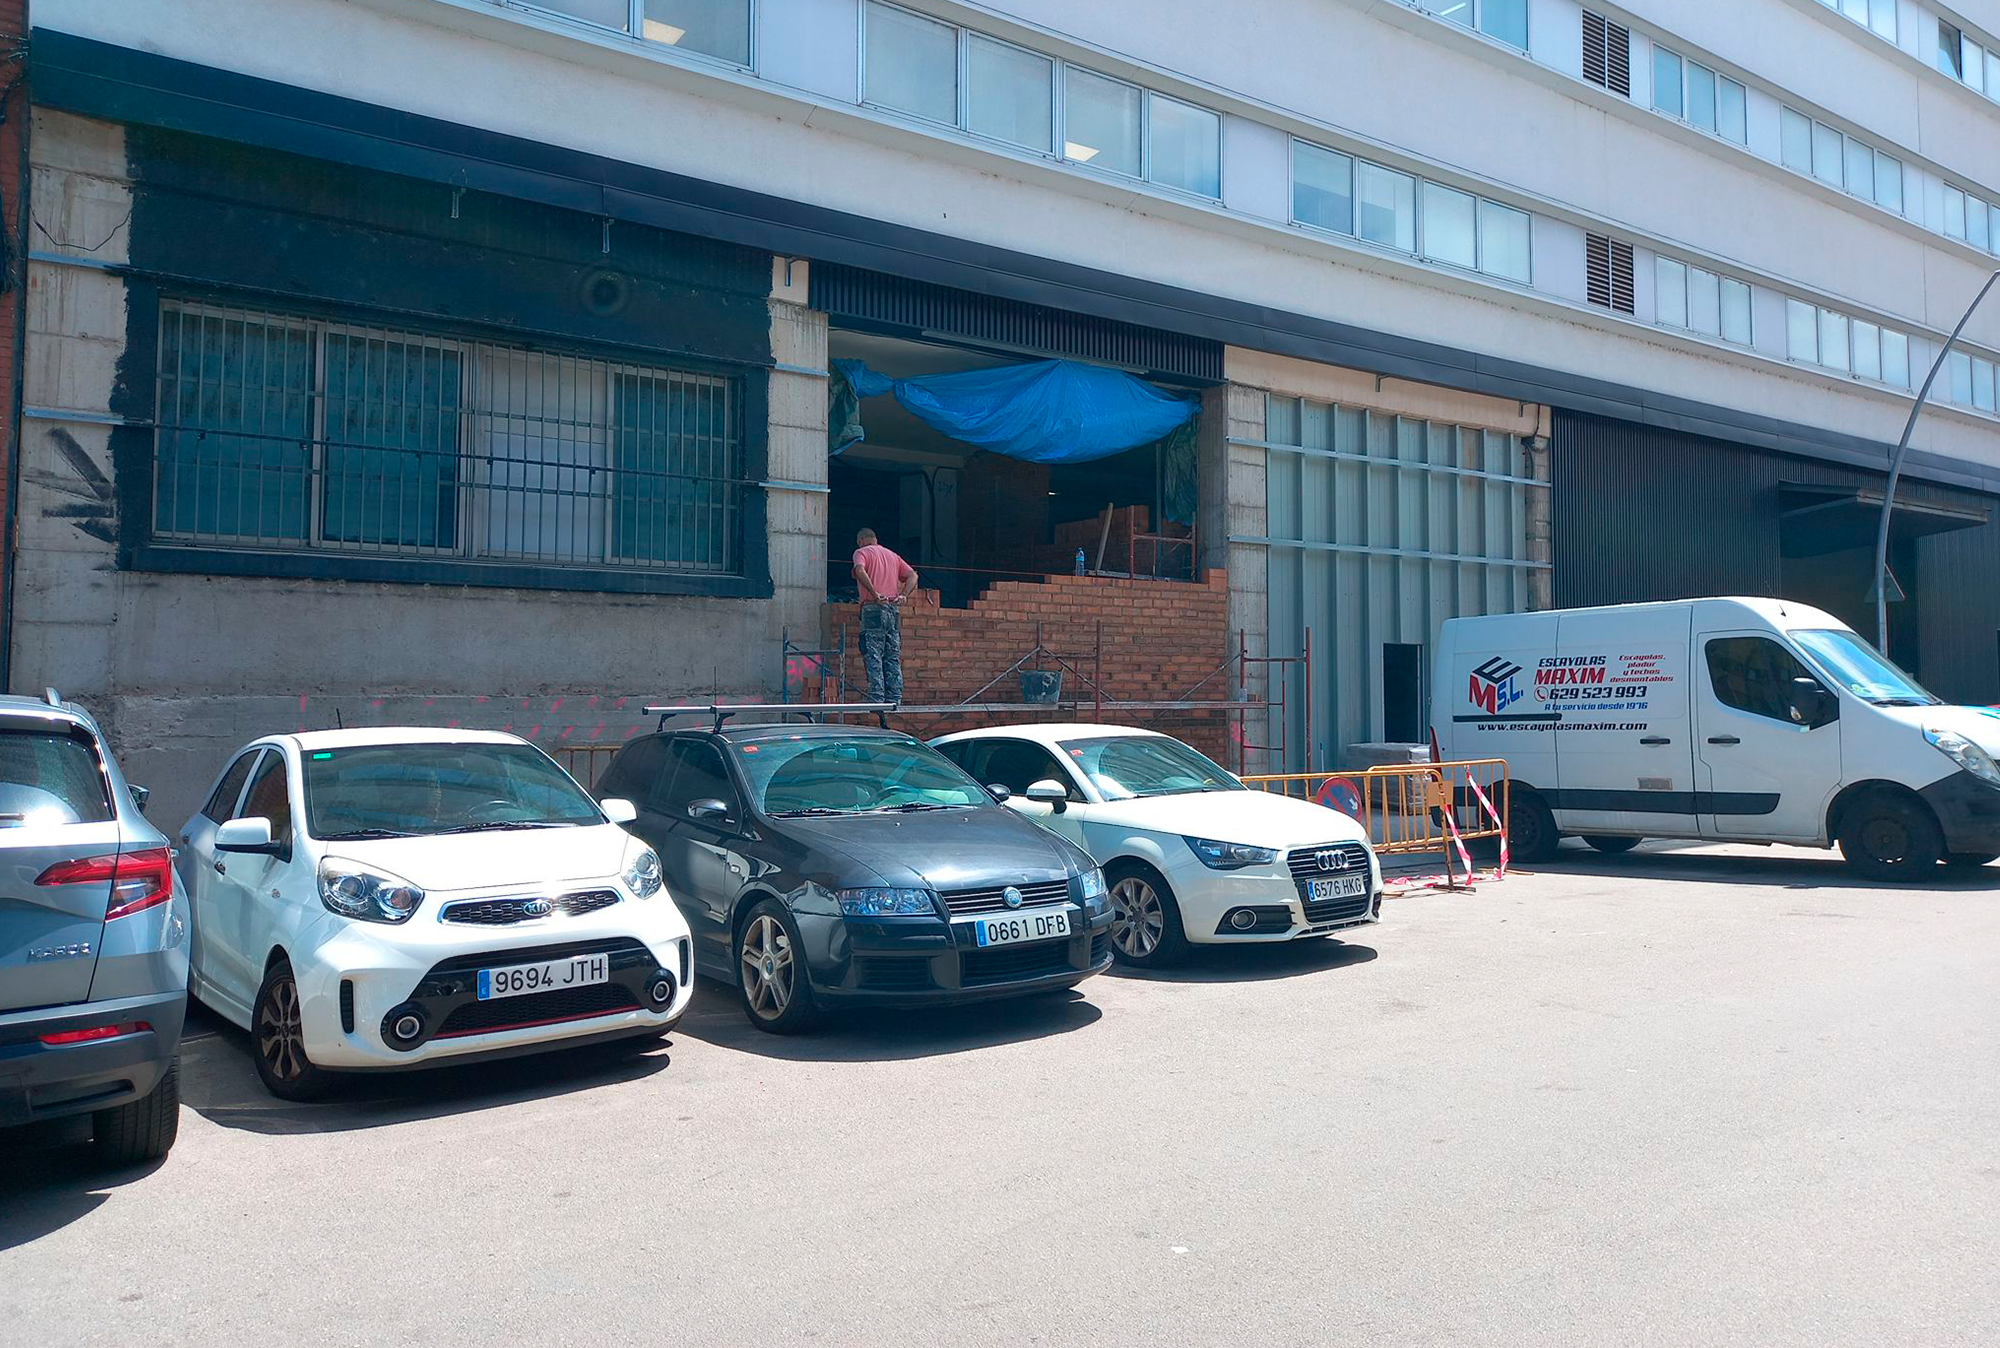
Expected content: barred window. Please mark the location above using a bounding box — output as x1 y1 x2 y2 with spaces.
153 300 742 575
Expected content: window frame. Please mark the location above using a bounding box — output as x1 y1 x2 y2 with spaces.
1289 137 1532 286
1422 0 1530 51
517 0 758 71
139 293 767 599
857 1 1224 201
1650 44 1746 146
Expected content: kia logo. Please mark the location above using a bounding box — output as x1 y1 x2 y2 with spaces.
1002 886 1023 908
1315 849 1348 872
522 898 555 917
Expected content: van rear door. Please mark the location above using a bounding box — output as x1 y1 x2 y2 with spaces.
1550 606 1699 837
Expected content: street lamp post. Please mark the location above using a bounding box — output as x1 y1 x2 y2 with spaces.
1874 268 2000 653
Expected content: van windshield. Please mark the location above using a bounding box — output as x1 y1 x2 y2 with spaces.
1792 629 1939 707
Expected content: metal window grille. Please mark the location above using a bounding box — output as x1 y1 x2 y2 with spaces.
153 300 742 575
1581 10 1631 97
1585 233 1636 314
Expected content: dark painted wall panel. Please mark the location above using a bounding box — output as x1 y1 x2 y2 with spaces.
1554 411 2000 705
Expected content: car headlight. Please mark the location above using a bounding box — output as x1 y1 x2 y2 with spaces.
622 842 664 899
1925 725 2000 789
1079 867 1107 904
318 856 424 924
834 887 936 917
1184 836 1279 871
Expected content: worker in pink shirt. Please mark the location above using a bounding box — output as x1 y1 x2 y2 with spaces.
852 527 918 704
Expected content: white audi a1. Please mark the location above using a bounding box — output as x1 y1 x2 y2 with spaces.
931 725 1382 968
176 729 693 1099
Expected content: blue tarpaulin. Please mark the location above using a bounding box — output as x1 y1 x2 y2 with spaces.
831 357 1199 463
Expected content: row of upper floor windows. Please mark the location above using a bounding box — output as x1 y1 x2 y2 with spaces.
477 0 2000 424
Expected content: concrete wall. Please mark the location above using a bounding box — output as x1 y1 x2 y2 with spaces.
13 111 828 828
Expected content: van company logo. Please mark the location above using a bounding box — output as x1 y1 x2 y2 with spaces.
1468 657 1526 715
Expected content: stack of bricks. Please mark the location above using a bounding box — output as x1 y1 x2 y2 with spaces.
824 569 1238 763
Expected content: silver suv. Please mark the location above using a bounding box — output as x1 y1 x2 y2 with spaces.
0 691 186 1164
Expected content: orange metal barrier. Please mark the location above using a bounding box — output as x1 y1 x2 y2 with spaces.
1241 759 1510 858
559 744 621 791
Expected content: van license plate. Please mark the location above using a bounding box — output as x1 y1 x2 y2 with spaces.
477 953 609 1001
1307 876 1369 901
972 906 1072 948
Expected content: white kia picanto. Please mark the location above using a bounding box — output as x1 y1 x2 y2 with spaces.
176 729 693 1099
932 725 1382 968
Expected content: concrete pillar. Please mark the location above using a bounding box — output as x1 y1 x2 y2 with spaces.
1523 428 1553 612
765 258 830 672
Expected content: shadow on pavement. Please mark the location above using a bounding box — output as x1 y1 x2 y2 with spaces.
674 981 1102 1062
0 1121 161 1252
1107 938 1378 984
175 1002 674 1138
1528 840 2000 892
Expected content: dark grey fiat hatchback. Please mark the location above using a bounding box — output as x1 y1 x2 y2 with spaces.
594 723 1113 1033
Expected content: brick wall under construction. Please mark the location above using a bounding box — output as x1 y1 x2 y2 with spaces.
822 570 1241 763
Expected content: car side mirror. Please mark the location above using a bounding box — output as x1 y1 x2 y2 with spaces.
687 798 734 826
1025 780 1069 814
600 797 638 825
215 816 280 855
1791 677 1838 728
128 783 150 814
986 783 1012 803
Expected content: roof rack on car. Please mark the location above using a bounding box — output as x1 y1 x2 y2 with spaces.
643 701 898 732
44 687 61 708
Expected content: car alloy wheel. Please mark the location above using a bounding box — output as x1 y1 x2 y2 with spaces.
258 974 308 1083
1109 876 1165 960
739 914 795 1021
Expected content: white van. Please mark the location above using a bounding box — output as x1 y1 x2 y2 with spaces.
1432 597 2000 881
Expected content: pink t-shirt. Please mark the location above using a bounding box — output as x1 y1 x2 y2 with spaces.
853 543 915 603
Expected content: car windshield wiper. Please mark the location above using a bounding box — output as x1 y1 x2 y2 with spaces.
317 827 420 841
768 807 848 818
871 801 957 813
435 819 566 835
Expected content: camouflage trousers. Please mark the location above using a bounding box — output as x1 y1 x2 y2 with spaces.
860 603 904 704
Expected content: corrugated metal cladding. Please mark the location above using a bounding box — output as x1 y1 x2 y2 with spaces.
809 263 1222 384
1552 409 2000 703
1263 395 1545 768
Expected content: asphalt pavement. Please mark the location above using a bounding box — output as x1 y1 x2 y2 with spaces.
5 840 1999 1347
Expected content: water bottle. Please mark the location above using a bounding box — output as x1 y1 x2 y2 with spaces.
1074 547 1086 576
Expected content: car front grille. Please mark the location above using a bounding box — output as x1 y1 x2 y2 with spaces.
435 982 641 1038
939 877 1072 916
1302 892 1374 926
1285 843 1371 886
440 890 622 926
961 940 1075 986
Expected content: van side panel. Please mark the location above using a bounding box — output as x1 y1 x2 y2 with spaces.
1551 606 1699 837
1435 613 1560 797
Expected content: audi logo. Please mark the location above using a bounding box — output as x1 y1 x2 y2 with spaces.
1315 848 1350 872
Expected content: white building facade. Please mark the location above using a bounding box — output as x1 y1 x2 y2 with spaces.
13 0 2000 809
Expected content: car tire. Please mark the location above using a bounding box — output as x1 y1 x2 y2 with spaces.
91 1054 180 1167
1583 835 1641 855
1105 864 1187 968
251 961 335 1101
1838 794 1944 883
735 899 820 1035
1508 792 1562 863
1944 851 1999 869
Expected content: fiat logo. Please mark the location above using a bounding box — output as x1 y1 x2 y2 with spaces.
522 898 555 917
1315 849 1348 872
1002 886 1024 908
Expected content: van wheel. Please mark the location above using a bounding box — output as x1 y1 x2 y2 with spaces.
1584 836 1641 855
1507 793 1561 863
91 1055 179 1166
1838 795 1943 882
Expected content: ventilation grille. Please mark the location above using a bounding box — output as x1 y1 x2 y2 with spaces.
1586 234 1636 314
1581 11 1632 97
811 262 1221 383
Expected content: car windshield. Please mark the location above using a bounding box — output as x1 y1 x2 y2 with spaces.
735 736 990 816
1057 735 1241 800
303 742 604 838
1791 628 1940 707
